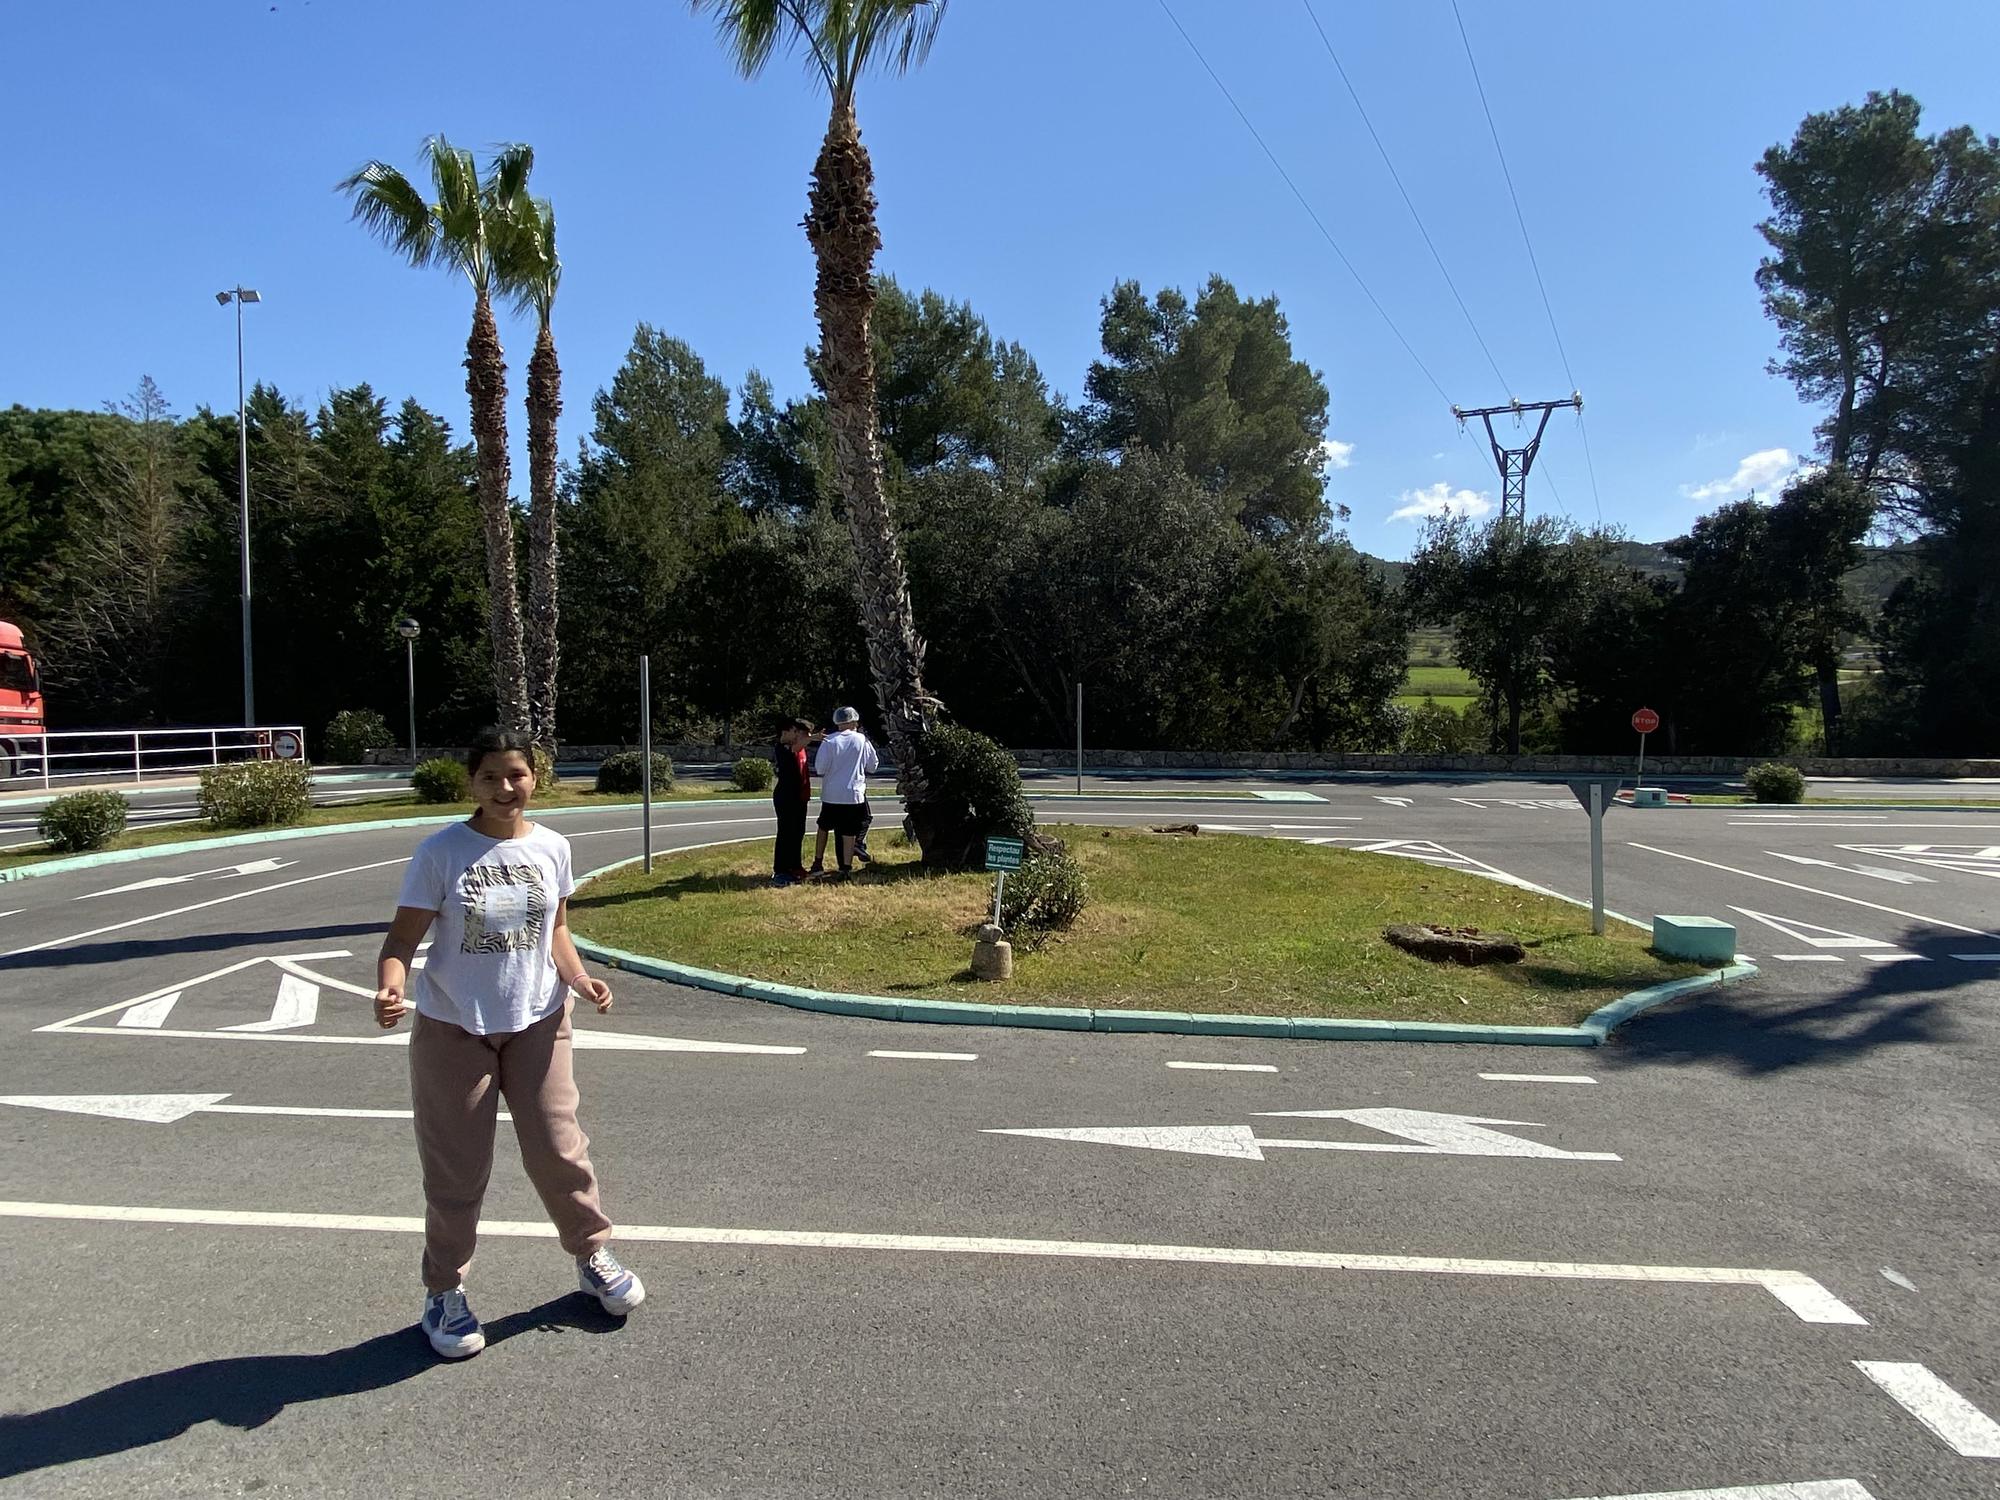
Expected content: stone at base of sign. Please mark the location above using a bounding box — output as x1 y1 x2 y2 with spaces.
971 923 1013 982
1630 786 1669 808
1652 914 1737 963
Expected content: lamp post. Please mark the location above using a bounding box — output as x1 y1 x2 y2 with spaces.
396 618 421 766
216 287 262 726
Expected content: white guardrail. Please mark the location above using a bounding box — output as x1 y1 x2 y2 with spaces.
0 726 308 788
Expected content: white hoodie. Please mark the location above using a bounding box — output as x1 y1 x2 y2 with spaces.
814 728 879 805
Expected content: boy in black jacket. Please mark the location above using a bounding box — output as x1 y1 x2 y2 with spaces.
771 718 815 887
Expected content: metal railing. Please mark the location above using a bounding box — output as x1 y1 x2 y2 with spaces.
0 725 308 789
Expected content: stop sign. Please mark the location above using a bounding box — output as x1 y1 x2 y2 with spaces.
1631 707 1660 735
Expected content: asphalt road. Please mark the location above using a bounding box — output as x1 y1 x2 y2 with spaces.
0 781 1996 1499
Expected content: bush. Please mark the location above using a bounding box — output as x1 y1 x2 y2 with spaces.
412 757 470 804
38 790 128 852
1746 762 1806 803
323 709 392 764
530 744 561 791
595 750 674 795
732 756 775 792
1402 696 1469 755
199 759 313 828
909 721 1033 870
1000 847 1089 950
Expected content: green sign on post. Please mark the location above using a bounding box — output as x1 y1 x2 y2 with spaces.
985 837 1025 872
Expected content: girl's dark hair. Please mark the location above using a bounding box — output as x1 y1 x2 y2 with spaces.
466 727 535 776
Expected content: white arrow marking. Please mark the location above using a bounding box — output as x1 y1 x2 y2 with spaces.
1375 795 1414 806
1557 1483 1875 1500
989 1126 1268 1159
1839 843 2000 879
0 1092 513 1124
116 991 182 1028
75 857 297 901
1258 1107 1620 1160
1727 907 1897 950
1767 851 1932 885
221 973 319 1032
1853 1361 2000 1457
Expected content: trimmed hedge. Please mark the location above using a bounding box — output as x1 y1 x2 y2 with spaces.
1746 763 1806 803
1000 847 1089 950
596 751 674 795
909 721 1033 870
199 759 313 829
732 756 775 792
38 790 129 852
530 745 561 790
324 709 392 764
412 758 470 804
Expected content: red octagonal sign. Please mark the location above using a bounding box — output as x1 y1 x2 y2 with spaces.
1631 707 1660 735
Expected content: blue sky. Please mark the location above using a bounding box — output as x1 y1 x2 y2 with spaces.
4 1 1996 559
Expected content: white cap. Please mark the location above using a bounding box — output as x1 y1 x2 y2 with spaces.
833 705 861 726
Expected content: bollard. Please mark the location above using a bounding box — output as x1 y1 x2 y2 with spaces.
971 922 1013 982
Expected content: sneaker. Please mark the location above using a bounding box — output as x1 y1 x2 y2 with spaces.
421 1286 485 1359
772 875 796 889
578 1247 646 1315
807 862 824 876
855 845 874 866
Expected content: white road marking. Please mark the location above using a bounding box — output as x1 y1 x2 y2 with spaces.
34 1024 803 1054
0 908 21 918
0 1092 513 1125
1 857 413 958
1261 1107 1619 1160
1630 845 1999 939
1852 1360 2000 1457
1766 851 1932 885
1375 796 1413 806
116 991 182 1028
0 1198 1867 1322
993 1111 1619 1163
39 952 354 1030
1730 821 2000 830
220 972 320 1031
1770 954 1843 963
1841 843 2000 880
1880 1267 1917 1292
74 857 296 901
1860 952 1928 963
1951 952 2000 961
868 1050 978 1061
1480 1073 1596 1084
1727 907 1894 950
1166 1061 1278 1073
1555 1484 1875 1500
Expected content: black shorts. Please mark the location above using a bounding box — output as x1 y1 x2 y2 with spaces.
817 801 868 837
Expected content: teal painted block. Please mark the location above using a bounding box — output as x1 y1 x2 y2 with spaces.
1184 1013 1294 1037
1652 915 1738 963
786 991 902 1021
894 1000 1004 1026
1289 1019 1401 1041
987 1005 1095 1030
1092 1009 1197 1034
1630 786 1669 808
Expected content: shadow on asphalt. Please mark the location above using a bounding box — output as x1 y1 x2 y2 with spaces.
1609 927 1986 1075
0 1294 625 1481
0 923 385 974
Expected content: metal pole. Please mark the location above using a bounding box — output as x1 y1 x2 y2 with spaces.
1635 729 1647 793
1588 783 1605 936
133 731 143 785
1075 681 1083 795
640 655 653 874
235 292 255 727
406 638 418 765
992 870 1006 928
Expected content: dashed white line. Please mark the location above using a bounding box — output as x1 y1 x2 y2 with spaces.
1557 1483 1875 1500
1860 952 1927 963
1166 1061 1278 1073
1952 952 2000 962
1627 844 2000 939
1480 1073 1596 1084
1770 954 1843 963
1852 1360 2000 1457
867 1050 978 1062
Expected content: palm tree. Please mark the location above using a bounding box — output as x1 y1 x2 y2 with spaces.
339 138 534 735
497 192 564 752
692 0 948 854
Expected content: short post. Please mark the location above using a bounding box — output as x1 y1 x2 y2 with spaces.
133 731 143 785
1075 681 1083 795
1588 782 1606 936
640 655 653 874
991 870 1007 928
209 729 219 767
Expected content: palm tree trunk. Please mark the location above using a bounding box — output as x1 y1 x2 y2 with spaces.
466 288 530 735
524 323 562 751
805 103 941 852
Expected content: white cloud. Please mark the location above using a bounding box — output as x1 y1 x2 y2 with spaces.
1321 438 1355 470
1390 482 1495 523
1681 447 1797 502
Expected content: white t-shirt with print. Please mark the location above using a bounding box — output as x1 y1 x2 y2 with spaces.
396 821 577 1036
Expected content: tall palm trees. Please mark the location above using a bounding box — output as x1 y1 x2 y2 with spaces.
499 194 564 752
692 0 948 852
339 138 534 736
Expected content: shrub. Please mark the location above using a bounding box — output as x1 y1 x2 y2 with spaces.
909 721 1033 870
199 758 313 828
1745 762 1806 803
595 750 674 795
38 790 128 852
1000 847 1089 950
323 709 392 764
412 757 470 804
1402 696 1469 755
732 756 775 792
530 744 561 790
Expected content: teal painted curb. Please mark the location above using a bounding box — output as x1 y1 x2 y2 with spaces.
0 799 767 884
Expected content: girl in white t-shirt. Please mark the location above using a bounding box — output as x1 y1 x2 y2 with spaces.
374 728 644 1359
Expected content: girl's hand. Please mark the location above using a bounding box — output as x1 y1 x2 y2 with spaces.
571 974 614 1014
374 984 408 1029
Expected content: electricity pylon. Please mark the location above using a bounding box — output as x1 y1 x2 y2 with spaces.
1451 393 1582 526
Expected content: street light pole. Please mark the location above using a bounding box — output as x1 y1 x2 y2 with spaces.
397 619 421 766
217 287 262 726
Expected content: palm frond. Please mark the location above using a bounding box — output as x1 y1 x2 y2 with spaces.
485 142 536 209
424 135 490 287
691 0 836 92
336 161 438 270
495 194 560 323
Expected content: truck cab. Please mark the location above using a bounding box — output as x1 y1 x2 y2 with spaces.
0 621 46 779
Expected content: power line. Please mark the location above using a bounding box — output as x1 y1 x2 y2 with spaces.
1155 0 1453 408
1298 0 1509 394
1448 0 1604 524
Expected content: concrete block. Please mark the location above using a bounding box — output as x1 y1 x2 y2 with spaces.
1092 1008 1197 1034
1652 914 1737 963
1630 786 1669 808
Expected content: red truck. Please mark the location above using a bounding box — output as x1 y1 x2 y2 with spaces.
0 621 46 778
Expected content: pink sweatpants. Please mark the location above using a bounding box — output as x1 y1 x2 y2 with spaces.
409 1001 613 1293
